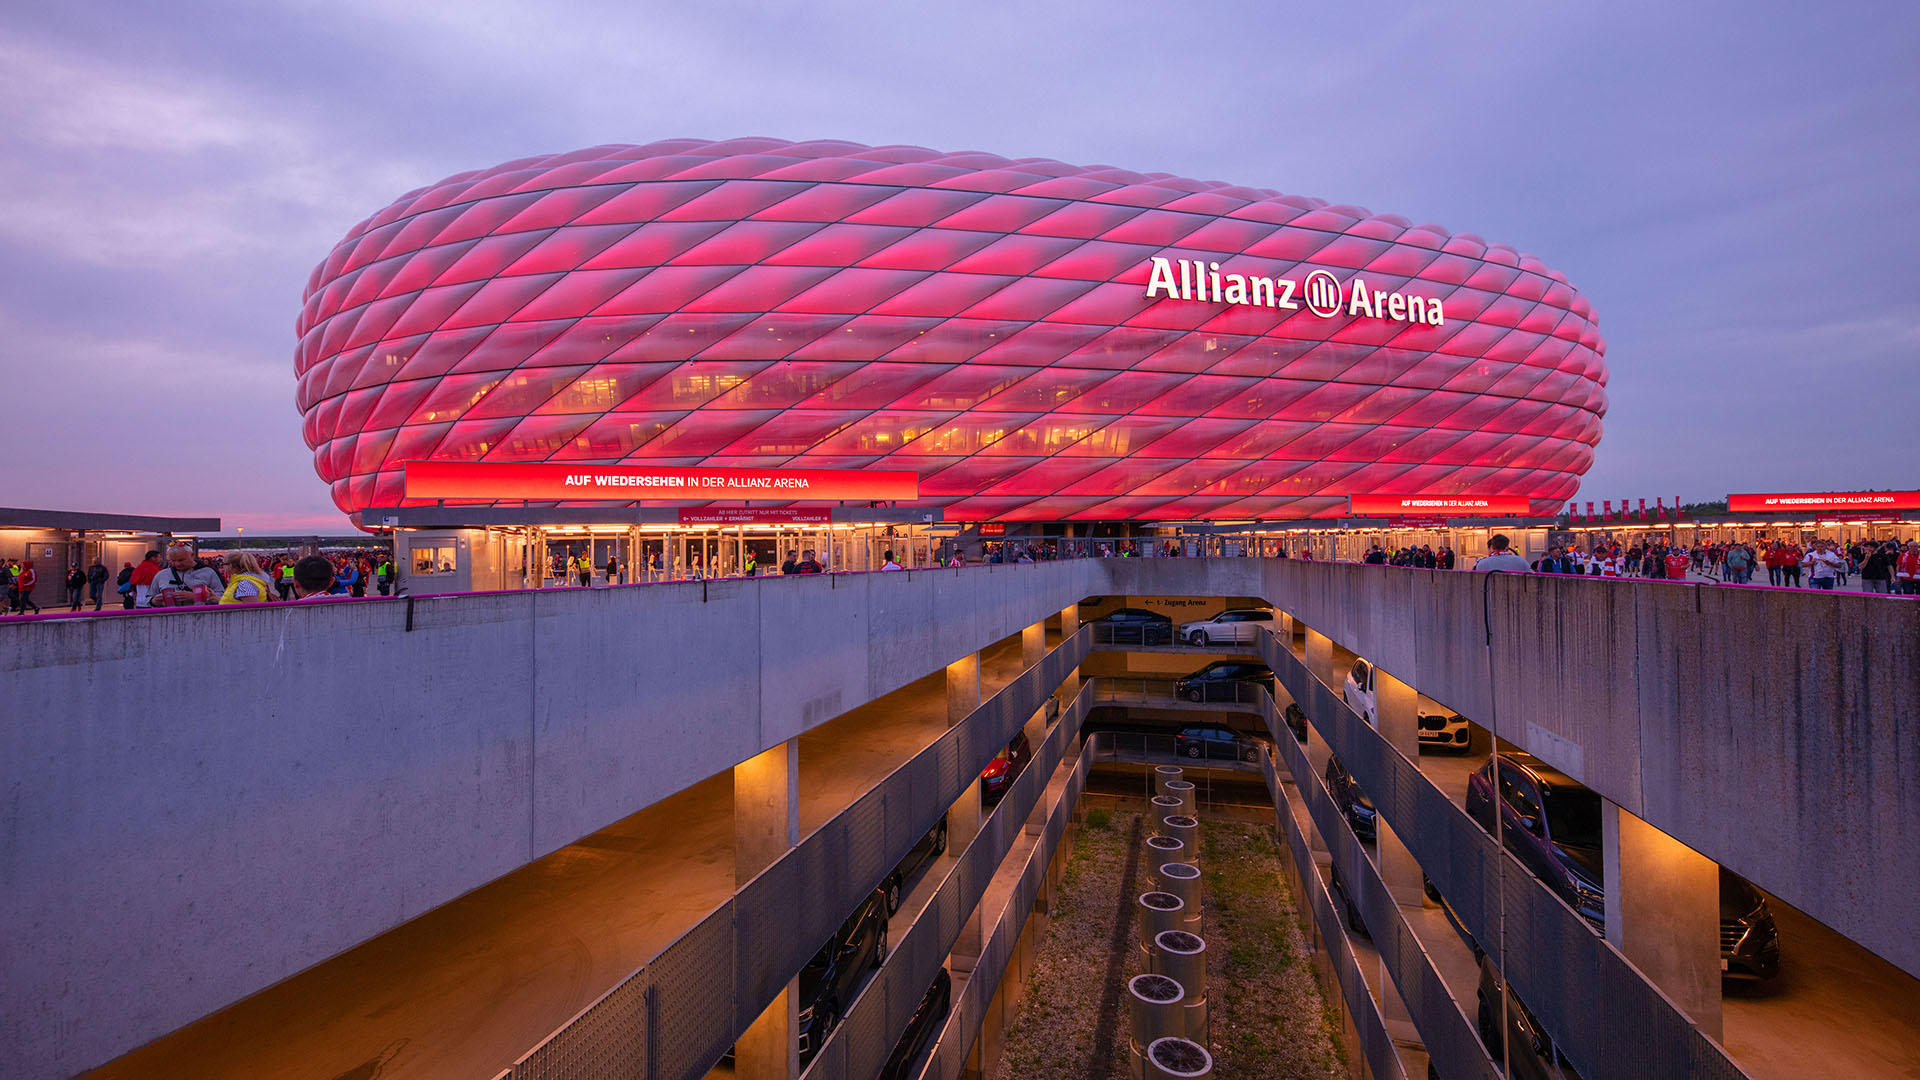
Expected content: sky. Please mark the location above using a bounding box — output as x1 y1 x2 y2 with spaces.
2 1 1915 531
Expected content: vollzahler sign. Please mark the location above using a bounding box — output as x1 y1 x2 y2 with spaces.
1143 256 1446 327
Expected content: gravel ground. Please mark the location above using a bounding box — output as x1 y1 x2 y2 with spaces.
991 809 1345 1080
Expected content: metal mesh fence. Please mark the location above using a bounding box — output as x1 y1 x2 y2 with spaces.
499 628 1090 1080
1258 629 1750 1080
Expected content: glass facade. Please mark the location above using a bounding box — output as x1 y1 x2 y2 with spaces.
297 138 1607 520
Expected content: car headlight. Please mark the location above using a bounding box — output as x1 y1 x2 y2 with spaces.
798 1003 813 1024
1572 880 1605 924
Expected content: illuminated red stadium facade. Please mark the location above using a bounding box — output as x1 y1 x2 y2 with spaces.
297 138 1606 522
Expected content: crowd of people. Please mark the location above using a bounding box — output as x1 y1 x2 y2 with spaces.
1456 534 1920 592
0 547 400 616
1362 545 1460 569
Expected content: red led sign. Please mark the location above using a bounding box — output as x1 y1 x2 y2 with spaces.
1349 494 1532 516
404 462 919 502
1727 491 1920 513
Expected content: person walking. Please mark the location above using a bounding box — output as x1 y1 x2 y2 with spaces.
1723 543 1752 585
576 551 594 587
66 565 88 611
115 561 136 607
375 554 394 596
217 553 276 604
1860 542 1895 594
1804 540 1844 590
277 558 298 600
1896 541 1920 595
84 558 108 610
1664 546 1691 582
13 561 41 614
605 553 620 585
130 550 162 608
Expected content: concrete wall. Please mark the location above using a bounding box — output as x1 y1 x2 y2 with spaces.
0 563 1100 1077
1105 559 1920 979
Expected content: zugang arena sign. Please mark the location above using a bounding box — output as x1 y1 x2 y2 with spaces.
403 462 919 502
1144 256 1447 326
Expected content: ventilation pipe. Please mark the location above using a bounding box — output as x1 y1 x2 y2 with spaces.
1137 891 1185 953
1144 1036 1213 1079
1150 794 1183 820
1150 929 1208 1040
1153 862 1202 926
1154 765 1184 797
1127 973 1186 1079
1146 834 1185 862
1164 779 1196 816
1158 814 1199 852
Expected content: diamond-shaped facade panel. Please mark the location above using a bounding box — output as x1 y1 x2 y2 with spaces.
298 138 1607 520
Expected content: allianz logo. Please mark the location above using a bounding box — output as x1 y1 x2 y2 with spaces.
1143 256 1446 326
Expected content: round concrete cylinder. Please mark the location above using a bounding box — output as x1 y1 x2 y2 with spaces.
1127 972 1185 1052
1153 862 1202 920
1153 765 1184 797
1150 930 1208 1040
1145 834 1185 861
1150 795 1183 819
1159 814 1199 852
1137 891 1185 953
1164 779 1196 816
1146 1036 1213 1078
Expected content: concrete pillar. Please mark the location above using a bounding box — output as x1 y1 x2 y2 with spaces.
1305 626 1337 689
1062 664 1081 703
735 739 799 888
734 739 800 1080
1373 668 1426 908
1060 602 1079 639
1022 619 1046 669
1604 802 1723 1040
947 651 981 726
734 984 798 1080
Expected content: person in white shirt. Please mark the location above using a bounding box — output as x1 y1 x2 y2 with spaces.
880 549 902 571
1596 548 1621 577
1475 534 1532 572
1804 540 1845 590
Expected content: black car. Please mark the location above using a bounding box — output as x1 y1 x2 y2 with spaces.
1173 660 1274 703
1283 702 1308 743
881 820 948 914
1095 606 1174 645
878 967 952 1080
797 891 888 1066
1173 723 1267 762
1324 756 1375 842
1476 953 1586 1080
1467 753 1606 928
1329 861 1367 937
1468 753 1781 979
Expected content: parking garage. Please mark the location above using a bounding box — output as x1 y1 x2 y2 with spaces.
7 559 1917 1080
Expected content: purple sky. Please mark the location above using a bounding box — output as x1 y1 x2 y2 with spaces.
4 3 1915 532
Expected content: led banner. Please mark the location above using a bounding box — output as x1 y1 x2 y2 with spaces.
404 462 920 502
679 508 830 525
1349 494 1532 516
1727 491 1920 513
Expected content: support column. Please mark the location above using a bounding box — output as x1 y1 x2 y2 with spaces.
1305 626 1337 688
1059 602 1079 639
948 780 985 976
1022 705 1049 837
1604 803 1724 1040
1373 668 1425 908
947 651 981 726
735 740 800 1080
1022 619 1046 669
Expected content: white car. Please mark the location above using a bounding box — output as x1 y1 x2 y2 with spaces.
1342 658 1473 752
1180 608 1276 646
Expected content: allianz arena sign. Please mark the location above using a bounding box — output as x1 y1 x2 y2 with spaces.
1144 257 1447 326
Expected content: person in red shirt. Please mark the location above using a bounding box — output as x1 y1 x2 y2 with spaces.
1665 548 1691 581
1897 541 1920 595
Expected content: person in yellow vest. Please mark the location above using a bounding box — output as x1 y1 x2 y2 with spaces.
744 551 757 576
218 553 276 604
576 552 594 587
375 556 394 596
277 558 297 600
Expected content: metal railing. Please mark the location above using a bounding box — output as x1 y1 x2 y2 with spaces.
1087 676 1270 707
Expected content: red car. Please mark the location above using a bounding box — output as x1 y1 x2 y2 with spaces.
980 732 1032 805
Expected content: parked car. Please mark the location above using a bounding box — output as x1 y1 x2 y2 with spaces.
1173 722 1268 762
1283 702 1308 743
1324 755 1376 842
1095 606 1174 645
1179 607 1276 646
878 967 953 1080
1466 753 1782 979
797 890 888 1066
1173 660 1275 703
1342 657 1472 752
881 820 948 915
1476 953 1587 1080
980 731 1032 805
1329 860 1367 937
1465 752 1606 929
